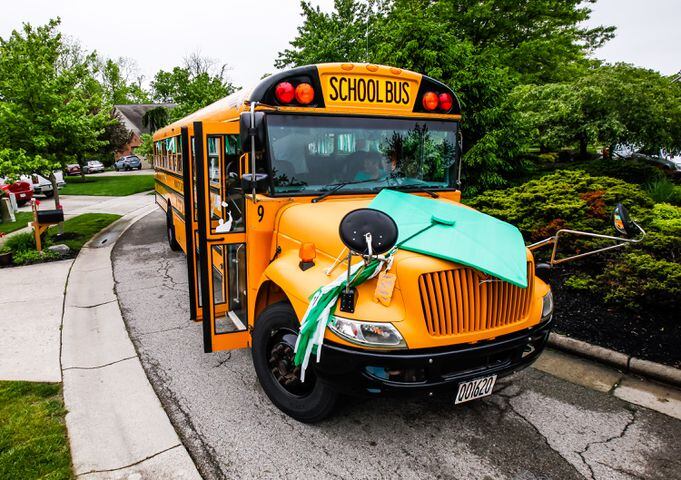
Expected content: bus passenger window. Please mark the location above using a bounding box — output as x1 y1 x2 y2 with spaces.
211 242 248 334
208 137 220 184
223 135 245 233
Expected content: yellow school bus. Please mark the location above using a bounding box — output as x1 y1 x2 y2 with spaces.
152 63 554 422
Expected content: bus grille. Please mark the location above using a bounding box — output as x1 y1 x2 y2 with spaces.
418 263 534 337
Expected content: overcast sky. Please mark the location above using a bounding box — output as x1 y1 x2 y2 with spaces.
1 0 679 89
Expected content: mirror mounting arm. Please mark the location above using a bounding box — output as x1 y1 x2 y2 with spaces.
249 101 258 203
528 225 646 266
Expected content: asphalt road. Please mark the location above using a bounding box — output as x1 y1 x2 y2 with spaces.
113 209 681 480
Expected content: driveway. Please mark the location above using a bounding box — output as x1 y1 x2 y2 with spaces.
17 192 154 217
112 210 681 480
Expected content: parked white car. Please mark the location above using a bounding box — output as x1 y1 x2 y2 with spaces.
82 160 105 174
20 172 66 198
612 144 681 175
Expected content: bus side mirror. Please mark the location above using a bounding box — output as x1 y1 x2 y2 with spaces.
239 111 266 152
612 203 638 238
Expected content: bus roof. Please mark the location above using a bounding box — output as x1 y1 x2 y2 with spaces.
154 63 461 141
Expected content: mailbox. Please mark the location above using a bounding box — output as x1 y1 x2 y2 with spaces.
36 209 64 224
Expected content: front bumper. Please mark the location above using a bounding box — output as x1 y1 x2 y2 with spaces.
315 318 552 396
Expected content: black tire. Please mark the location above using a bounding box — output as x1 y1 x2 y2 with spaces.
252 302 338 423
166 207 180 251
43 191 54 198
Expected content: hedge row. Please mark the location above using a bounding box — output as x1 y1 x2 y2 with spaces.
469 170 680 311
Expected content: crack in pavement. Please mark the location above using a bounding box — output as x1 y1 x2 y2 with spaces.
134 323 194 337
63 355 138 371
577 409 638 480
78 443 182 476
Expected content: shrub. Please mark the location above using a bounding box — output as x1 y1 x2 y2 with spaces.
598 253 681 310
576 158 666 185
468 170 680 311
12 249 59 265
4 232 36 252
564 274 596 291
468 170 653 242
644 178 680 205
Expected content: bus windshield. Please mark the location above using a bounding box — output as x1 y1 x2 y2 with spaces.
266 115 459 195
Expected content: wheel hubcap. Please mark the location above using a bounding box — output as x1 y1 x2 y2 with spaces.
267 329 313 396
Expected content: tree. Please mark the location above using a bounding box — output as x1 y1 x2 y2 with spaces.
276 0 613 192
0 19 110 207
512 64 681 158
142 106 170 132
275 0 380 68
151 53 238 121
99 57 150 105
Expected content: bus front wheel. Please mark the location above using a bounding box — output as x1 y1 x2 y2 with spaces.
252 302 337 423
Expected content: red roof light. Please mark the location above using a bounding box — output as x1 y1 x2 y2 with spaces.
274 82 295 103
438 93 453 112
422 91 439 111
295 83 315 104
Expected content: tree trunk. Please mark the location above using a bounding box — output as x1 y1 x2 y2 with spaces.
48 171 64 235
49 171 60 209
578 135 588 160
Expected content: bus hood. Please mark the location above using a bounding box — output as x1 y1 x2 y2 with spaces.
276 192 528 288
276 198 372 259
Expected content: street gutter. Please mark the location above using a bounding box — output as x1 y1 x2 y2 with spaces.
548 332 681 387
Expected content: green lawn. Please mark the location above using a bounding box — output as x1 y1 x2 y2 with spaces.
60 175 154 196
0 381 72 480
48 213 121 251
0 211 32 234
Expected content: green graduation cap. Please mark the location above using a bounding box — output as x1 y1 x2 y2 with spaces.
368 189 528 288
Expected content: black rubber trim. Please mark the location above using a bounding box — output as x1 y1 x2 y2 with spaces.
249 65 325 108
315 318 552 396
412 75 461 115
193 121 213 353
180 126 197 321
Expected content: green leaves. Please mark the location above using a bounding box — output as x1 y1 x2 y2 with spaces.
150 65 237 122
469 169 681 311
276 0 614 192
0 19 108 177
513 64 681 157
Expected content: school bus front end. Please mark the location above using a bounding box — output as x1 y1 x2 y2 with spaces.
163 63 554 422
263 197 553 403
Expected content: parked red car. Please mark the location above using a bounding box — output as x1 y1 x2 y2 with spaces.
65 164 81 176
0 180 33 206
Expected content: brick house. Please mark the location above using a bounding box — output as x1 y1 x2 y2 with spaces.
113 103 175 162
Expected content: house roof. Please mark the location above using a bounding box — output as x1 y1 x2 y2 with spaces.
113 103 176 135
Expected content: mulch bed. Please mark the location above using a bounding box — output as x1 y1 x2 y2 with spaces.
543 266 681 369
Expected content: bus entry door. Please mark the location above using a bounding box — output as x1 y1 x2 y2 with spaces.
194 121 249 352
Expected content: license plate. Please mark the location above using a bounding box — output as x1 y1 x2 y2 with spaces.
455 374 497 404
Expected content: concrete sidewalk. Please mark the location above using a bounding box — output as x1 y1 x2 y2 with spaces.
0 258 73 382
0 193 154 381
1 194 200 479
60 205 201 479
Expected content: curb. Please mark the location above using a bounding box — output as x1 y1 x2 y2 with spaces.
61 204 202 479
548 332 681 388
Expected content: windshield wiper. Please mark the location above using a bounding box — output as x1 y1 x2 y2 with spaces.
395 183 440 198
311 176 386 203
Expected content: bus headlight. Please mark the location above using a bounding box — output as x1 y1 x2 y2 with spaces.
328 316 407 349
542 291 554 321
